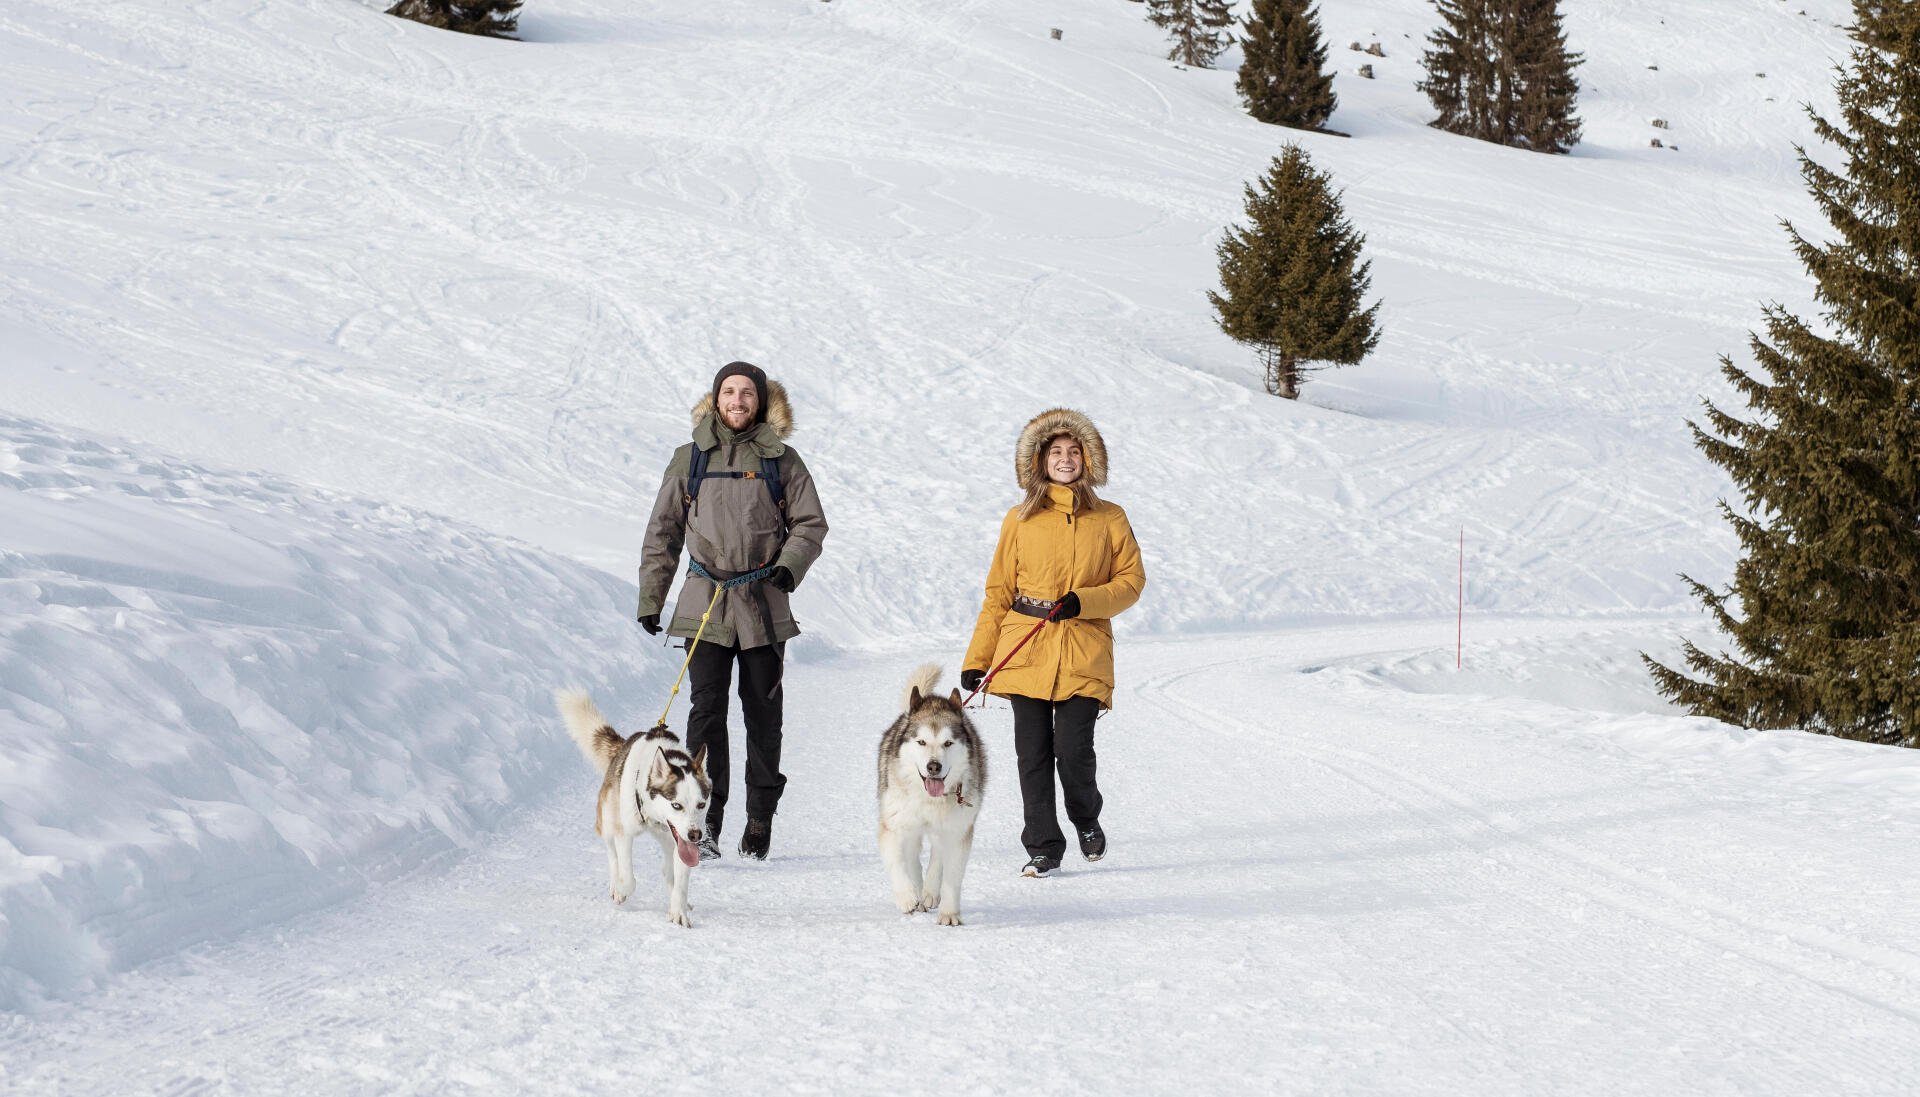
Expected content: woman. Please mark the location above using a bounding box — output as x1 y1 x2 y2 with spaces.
961 408 1146 878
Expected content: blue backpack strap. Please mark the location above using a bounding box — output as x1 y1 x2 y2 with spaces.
682 446 710 522
760 455 787 530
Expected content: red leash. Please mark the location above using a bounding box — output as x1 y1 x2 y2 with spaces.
960 601 1063 708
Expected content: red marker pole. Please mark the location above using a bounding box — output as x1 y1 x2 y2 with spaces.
1457 526 1464 670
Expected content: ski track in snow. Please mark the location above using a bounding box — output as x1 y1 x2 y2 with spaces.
4 629 1917 1095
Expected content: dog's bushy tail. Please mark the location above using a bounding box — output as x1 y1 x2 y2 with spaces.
901 663 945 712
555 688 621 775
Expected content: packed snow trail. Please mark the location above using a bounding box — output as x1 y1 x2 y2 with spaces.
5 626 1915 1096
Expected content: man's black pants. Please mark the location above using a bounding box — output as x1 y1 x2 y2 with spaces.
1009 694 1103 860
684 640 786 839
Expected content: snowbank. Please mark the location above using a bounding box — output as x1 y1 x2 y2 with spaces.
1308 618 1920 810
0 417 656 1008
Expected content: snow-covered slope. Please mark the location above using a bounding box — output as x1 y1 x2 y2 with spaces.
0 0 1855 646
0 417 652 1007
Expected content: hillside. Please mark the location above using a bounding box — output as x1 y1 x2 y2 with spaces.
2 0 1855 638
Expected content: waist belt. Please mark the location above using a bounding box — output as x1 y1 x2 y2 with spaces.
687 559 785 697
1012 594 1058 619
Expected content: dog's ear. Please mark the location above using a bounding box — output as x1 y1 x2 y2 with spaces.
948 688 963 707
908 685 924 710
689 743 709 776
648 746 673 785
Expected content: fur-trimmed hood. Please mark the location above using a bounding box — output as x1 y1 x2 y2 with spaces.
691 378 795 441
1015 408 1108 491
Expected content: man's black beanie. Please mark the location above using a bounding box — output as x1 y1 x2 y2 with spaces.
711 361 769 426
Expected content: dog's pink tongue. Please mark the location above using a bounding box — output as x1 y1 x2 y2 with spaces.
676 835 700 867
923 777 946 798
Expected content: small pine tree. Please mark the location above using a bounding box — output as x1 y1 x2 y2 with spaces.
1148 0 1235 69
1208 146 1381 399
1645 1 1920 748
1418 0 1581 152
387 0 522 39
1236 0 1337 131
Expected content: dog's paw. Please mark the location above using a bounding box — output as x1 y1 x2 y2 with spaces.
667 907 693 928
917 893 938 913
895 895 920 915
938 910 963 927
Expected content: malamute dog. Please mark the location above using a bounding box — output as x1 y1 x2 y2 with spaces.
556 689 710 927
876 665 986 926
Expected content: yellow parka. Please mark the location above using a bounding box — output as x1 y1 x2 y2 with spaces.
963 410 1146 708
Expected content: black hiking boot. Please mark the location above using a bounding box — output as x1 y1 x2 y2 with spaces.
737 817 772 861
696 835 722 862
1076 822 1106 862
1020 854 1062 878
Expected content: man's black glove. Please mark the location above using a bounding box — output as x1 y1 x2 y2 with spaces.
639 613 662 635
768 565 795 593
1053 591 1081 620
960 669 985 693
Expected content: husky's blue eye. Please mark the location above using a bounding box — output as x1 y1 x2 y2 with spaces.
671 803 682 810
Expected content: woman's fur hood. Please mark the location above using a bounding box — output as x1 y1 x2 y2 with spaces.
690 378 795 440
1015 408 1108 492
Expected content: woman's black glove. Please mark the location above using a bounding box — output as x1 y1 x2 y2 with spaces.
768 565 795 593
1053 592 1081 620
960 669 985 693
639 613 662 635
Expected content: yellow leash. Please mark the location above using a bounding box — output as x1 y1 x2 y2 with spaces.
652 581 725 732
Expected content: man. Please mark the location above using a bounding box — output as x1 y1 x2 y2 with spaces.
636 362 828 860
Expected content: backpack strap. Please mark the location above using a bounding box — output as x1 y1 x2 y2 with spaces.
682 446 711 523
759 455 788 532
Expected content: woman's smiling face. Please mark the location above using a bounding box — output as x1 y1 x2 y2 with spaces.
1045 436 1083 485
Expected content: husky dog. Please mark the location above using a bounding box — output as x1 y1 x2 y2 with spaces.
556 689 711 927
876 665 986 926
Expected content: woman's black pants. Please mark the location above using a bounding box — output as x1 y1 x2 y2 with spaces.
1009 694 1103 860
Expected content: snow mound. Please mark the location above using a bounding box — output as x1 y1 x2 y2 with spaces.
1337 619 1693 716
1300 618 1920 811
0 417 654 1009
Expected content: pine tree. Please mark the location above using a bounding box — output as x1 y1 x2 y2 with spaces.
1509 0 1583 152
1645 1 1920 749
1418 0 1581 152
386 0 522 39
1236 0 1337 131
1148 0 1235 69
1208 146 1381 399
1419 0 1500 141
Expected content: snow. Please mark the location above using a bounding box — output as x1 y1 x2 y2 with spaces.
3 0 1919 1091
6 631 1918 1094
0 418 653 1009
